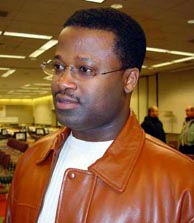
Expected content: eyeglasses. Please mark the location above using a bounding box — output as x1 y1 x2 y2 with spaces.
40 59 127 81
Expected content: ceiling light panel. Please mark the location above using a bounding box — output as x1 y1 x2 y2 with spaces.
187 19 194 24
168 51 194 56
111 4 123 9
146 47 194 56
172 56 194 63
1 69 16 78
34 83 51 86
151 62 173 68
0 67 10 70
85 0 105 2
0 55 26 59
146 47 168 53
4 31 52 40
29 39 58 58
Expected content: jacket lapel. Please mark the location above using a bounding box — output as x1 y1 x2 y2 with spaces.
89 111 145 192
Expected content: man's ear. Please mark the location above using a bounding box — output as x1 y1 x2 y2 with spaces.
123 68 139 94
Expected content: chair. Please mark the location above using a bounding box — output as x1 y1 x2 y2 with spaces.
7 138 28 152
2 154 11 169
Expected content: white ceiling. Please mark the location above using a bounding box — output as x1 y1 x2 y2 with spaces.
0 0 194 99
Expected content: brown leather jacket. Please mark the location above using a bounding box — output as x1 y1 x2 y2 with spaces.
5 112 194 223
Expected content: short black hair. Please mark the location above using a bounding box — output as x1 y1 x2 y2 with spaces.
63 8 146 71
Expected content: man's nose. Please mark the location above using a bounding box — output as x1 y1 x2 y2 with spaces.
56 67 77 90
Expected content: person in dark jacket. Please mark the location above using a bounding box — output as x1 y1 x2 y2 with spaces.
141 105 166 142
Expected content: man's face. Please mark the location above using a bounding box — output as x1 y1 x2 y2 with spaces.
51 27 131 136
186 107 194 118
150 106 159 118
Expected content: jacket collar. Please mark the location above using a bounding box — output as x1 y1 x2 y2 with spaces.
35 111 145 192
89 111 145 192
35 128 71 164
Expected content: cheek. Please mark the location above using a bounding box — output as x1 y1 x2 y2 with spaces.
85 79 124 112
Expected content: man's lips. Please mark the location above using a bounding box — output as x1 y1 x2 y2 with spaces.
55 94 79 110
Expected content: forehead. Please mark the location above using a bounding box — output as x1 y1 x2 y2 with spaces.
152 107 158 112
186 107 192 112
56 26 118 62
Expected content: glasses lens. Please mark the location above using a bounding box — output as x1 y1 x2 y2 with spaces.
41 59 97 80
42 60 65 76
41 61 54 76
76 66 96 80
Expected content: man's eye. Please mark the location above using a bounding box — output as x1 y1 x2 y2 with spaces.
53 63 65 73
79 66 94 76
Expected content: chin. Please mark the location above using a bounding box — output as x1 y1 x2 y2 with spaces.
56 113 78 129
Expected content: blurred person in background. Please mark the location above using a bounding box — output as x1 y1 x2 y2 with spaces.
141 105 166 142
179 105 194 154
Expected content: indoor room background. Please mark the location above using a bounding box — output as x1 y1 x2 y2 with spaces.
0 67 193 135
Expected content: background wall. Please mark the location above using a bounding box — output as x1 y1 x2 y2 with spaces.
158 69 194 133
6 105 33 124
33 97 54 125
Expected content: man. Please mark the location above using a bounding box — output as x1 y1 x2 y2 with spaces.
179 105 194 154
5 8 194 223
141 105 166 142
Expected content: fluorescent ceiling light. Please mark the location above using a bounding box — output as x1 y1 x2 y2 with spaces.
0 54 26 59
23 84 31 88
34 83 51 86
1 69 16 78
29 49 45 58
29 39 58 58
146 47 194 56
39 91 48 94
85 0 104 2
146 47 168 53
172 56 194 63
16 89 48 94
0 67 10 70
8 91 14 94
40 40 58 50
168 51 194 56
151 62 173 68
21 87 40 90
187 19 194 24
151 56 194 69
0 31 2 35
4 31 52 40
16 90 35 92
111 4 123 9
44 76 52 81
31 90 48 93
8 92 24 95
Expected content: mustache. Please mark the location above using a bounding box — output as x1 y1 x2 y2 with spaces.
54 89 80 103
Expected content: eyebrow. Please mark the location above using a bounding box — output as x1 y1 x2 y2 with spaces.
54 55 61 60
76 56 100 67
53 54 98 65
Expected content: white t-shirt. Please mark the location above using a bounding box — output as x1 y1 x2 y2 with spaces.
37 133 113 223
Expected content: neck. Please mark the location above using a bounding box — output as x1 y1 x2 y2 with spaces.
72 110 130 142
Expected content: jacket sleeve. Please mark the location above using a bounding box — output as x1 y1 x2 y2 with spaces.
4 182 14 223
